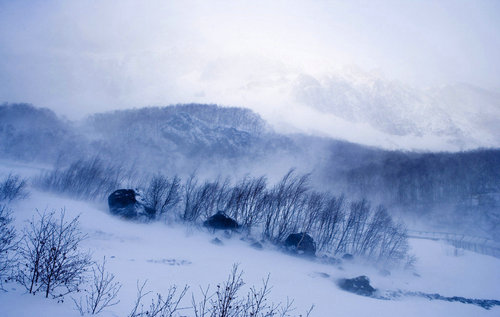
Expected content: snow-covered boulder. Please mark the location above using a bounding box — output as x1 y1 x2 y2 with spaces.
283 232 316 257
338 276 376 297
203 211 240 230
342 253 354 261
108 189 155 220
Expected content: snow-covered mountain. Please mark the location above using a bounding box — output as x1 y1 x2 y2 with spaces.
292 71 500 150
0 103 304 177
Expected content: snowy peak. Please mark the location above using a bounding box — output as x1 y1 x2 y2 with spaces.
291 72 500 149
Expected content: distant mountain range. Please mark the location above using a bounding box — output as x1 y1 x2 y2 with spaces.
0 103 312 176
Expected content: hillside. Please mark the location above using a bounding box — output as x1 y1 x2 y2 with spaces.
0 174 499 316
1 103 499 240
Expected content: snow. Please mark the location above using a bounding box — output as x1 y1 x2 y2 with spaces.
1 166 499 316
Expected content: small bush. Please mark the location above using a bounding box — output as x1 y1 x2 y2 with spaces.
73 257 122 315
34 158 124 201
191 264 313 317
128 281 188 317
127 264 313 317
0 173 29 202
143 174 181 219
17 210 92 298
0 204 17 286
182 174 230 223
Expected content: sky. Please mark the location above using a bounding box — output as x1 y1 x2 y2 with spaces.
0 0 499 147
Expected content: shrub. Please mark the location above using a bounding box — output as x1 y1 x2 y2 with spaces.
0 173 28 202
128 264 314 317
34 157 124 201
262 170 310 243
143 174 181 219
17 210 92 298
0 204 17 286
182 174 230 222
191 264 314 317
128 281 188 317
175 168 410 265
225 176 267 232
73 257 122 315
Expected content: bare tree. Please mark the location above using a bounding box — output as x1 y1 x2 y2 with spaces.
73 257 121 315
226 176 267 233
17 210 92 298
0 173 28 202
263 170 310 243
34 157 125 201
141 168 410 265
348 199 371 253
242 274 289 317
191 285 212 317
17 210 53 294
313 195 345 252
300 192 326 235
182 173 200 222
0 204 16 286
210 264 245 317
191 264 302 317
128 280 189 317
376 221 409 265
182 174 231 223
144 174 181 219
357 205 391 258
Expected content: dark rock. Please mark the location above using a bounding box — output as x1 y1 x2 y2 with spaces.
338 276 376 297
251 241 263 250
342 253 354 261
108 189 155 220
397 291 500 310
108 189 136 218
211 237 223 245
204 212 240 230
283 232 316 256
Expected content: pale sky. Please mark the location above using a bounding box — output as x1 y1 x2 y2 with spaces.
1 0 499 144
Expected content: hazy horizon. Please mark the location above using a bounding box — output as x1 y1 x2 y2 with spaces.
1 0 499 150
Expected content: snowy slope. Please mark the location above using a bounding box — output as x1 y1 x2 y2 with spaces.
291 71 500 150
1 182 499 316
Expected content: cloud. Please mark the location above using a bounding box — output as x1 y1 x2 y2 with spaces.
0 0 499 149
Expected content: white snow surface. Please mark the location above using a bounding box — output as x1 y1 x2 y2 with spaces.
0 166 499 316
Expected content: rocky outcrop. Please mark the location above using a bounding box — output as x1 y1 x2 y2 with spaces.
204 212 240 230
108 189 155 220
338 276 376 297
283 232 316 256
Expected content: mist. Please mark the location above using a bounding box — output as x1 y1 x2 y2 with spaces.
1 2 500 316
1 0 500 150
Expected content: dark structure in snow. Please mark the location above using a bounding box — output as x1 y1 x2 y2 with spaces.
204 212 240 230
342 253 354 261
108 189 155 220
338 276 376 297
284 232 316 256
251 241 263 250
211 237 223 245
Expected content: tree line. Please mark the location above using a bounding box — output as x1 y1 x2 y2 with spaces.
33 158 409 265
